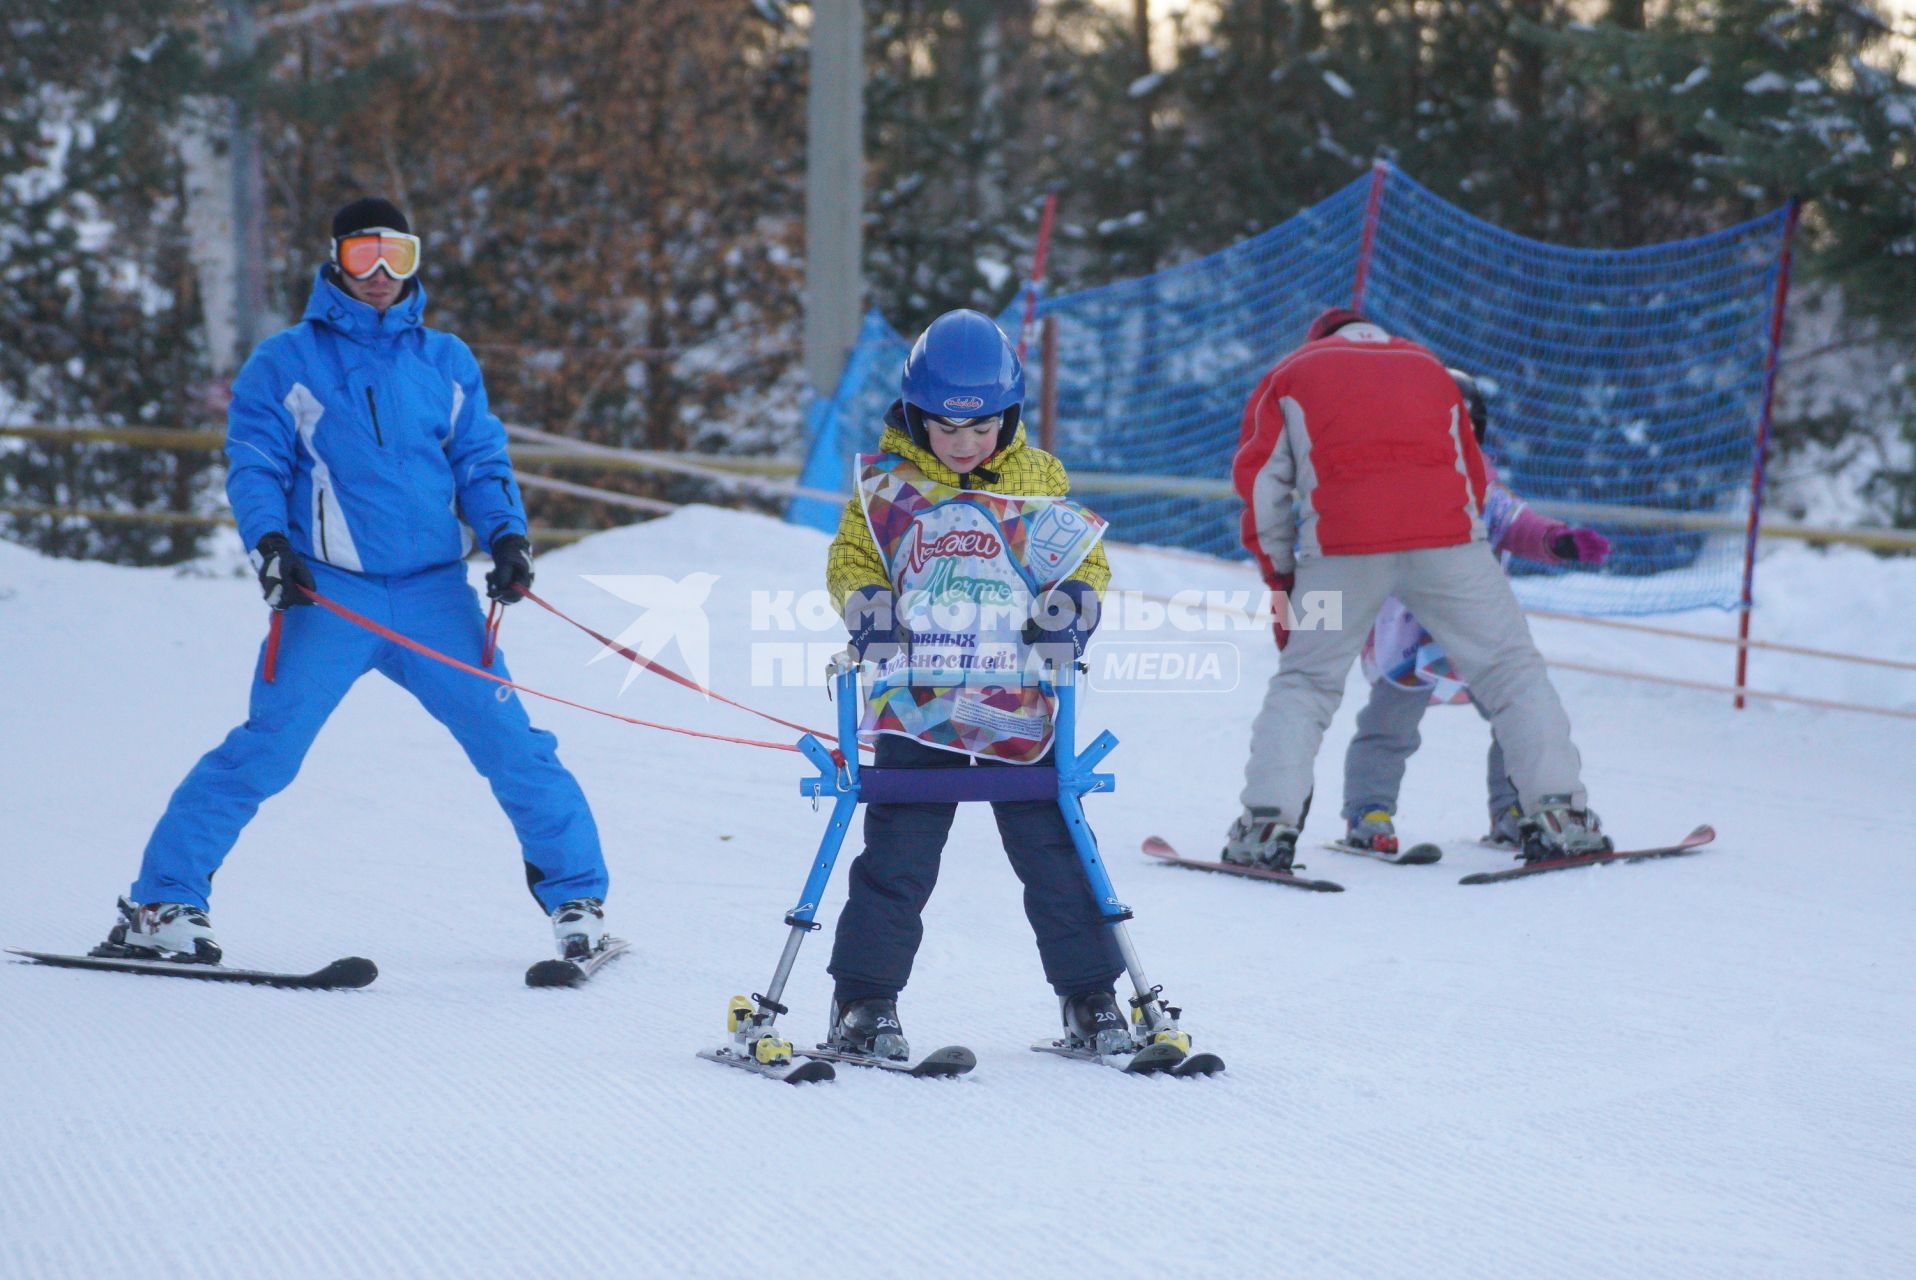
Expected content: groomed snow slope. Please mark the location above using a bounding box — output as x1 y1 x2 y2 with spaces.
3 508 1912 1279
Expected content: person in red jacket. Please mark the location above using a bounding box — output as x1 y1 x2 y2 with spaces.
1224 307 1606 870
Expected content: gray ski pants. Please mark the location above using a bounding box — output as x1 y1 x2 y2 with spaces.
1341 680 1518 826
1240 542 1584 822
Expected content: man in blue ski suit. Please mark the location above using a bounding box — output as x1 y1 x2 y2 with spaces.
104 198 611 965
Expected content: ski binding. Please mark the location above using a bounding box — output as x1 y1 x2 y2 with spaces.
700 994 836 1084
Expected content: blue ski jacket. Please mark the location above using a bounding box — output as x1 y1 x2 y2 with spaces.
224 266 528 575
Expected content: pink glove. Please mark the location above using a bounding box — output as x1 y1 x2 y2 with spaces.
1550 528 1611 565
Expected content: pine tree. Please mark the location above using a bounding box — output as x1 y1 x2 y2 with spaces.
0 0 220 564
863 0 1054 330
1545 0 1916 318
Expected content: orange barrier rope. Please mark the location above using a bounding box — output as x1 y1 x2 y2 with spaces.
1123 582 1913 675
1544 659 1916 721
1525 607 1916 672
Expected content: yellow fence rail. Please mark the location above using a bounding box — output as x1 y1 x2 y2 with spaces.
5 422 1914 552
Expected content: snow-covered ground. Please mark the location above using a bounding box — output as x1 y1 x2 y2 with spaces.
3 508 1913 1279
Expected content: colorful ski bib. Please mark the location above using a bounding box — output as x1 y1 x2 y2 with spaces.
857 454 1106 763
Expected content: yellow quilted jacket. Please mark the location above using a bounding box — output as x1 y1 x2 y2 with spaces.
826 413 1112 610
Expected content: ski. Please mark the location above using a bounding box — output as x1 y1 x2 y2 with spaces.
1322 839 1442 865
798 1044 977 1078
1030 1038 1223 1077
697 1046 836 1085
1458 824 1717 886
7 947 377 990
1142 836 1344 892
526 936 631 988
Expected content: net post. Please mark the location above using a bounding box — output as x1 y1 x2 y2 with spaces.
1350 157 1390 310
1736 198 1802 710
1039 316 1059 455
1017 192 1058 362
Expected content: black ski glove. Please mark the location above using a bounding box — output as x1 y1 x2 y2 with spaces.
252 533 315 610
1022 580 1100 661
844 585 901 661
486 533 535 604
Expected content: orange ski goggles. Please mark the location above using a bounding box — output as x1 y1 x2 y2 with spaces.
334 228 421 281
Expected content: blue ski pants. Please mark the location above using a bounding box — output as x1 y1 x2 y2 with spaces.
828 735 1124 1004
132 559 607 913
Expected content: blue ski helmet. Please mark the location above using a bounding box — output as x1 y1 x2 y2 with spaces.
900 309 1024 453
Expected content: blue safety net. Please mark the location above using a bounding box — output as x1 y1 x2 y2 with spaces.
792 165 1792 615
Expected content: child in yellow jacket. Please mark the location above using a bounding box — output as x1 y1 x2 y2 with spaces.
821 309 1131 1063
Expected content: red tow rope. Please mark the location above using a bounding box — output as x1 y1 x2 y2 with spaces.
480 599 502 668
297 587 807 754
515 586 845 744
263 611 284 684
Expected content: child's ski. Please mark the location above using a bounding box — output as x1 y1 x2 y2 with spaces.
1458 824 1717 885
798 1044 977 1078
1322 840 1442 865
697 1046 836 1084
1142 837 1343 892
1030 1038 1223 1077
7 948 377 990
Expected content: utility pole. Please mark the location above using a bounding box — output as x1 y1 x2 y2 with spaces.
227 0 267 358
803 0 865 396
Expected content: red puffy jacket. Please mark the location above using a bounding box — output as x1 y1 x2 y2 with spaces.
1233 323 1489 579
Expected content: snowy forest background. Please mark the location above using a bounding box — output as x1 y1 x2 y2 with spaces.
3 0 1914 564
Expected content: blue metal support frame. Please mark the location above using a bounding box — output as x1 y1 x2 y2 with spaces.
732 657 1183 1052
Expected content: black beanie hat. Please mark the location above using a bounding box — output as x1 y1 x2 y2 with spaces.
331 197 410 239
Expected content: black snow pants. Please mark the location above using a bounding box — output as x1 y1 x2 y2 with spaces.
828 734 1125 1004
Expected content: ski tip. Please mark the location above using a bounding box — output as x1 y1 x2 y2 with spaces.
915 1046 978 1077
318 956 379 988
1686 823 1717 847
786 1060 836 1084
525 958 586 988
1173 1051 1227 1078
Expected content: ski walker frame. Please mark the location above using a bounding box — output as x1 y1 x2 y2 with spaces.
709 653 1195 1069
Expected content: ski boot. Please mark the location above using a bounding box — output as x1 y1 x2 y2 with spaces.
549 898 607 961
96 896 221 964
1221 806 1299 871
1517 797 1612 862
1062 990 1139 1056
1483 803 1524 848
827 996 910 1062
1345 807 1399 855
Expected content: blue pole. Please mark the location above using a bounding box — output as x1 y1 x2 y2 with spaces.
1050 668 1184 1048
744 659 865 1051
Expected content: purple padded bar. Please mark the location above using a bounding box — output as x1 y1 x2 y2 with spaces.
858 766 1060 804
